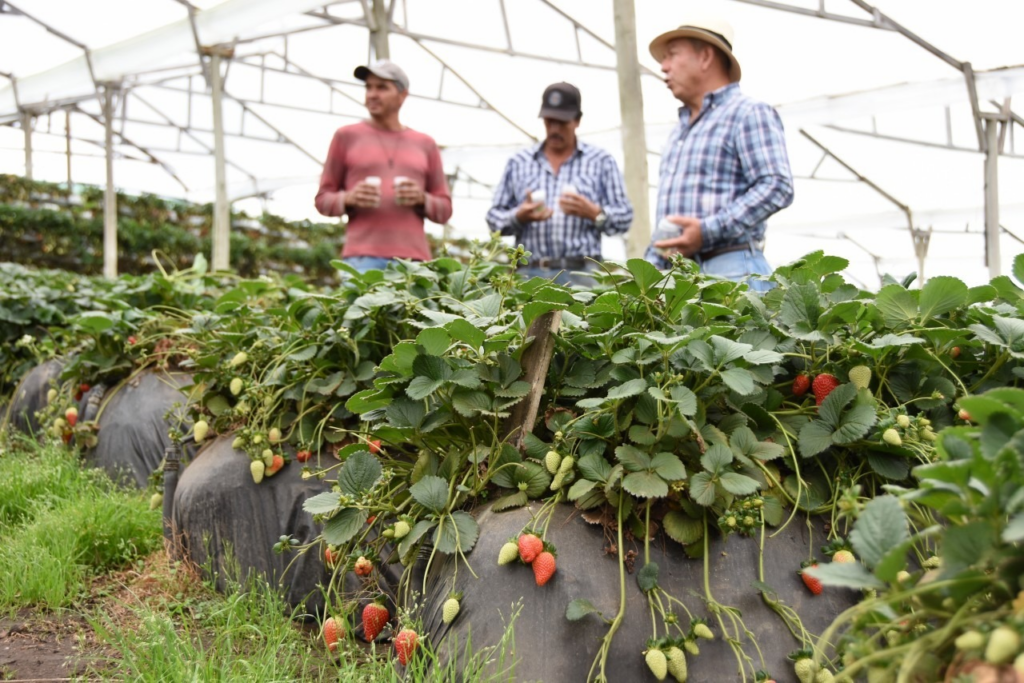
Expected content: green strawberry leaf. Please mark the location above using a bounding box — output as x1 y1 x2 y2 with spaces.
663 511 704 545
637 562 659 592
849 496 909 569
623 471 668 499
410 475 449 514
338 451 382 497
566 598 603 622
323 507 368 546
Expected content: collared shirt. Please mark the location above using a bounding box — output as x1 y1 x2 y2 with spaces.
645 83 794 268
486 141 633 259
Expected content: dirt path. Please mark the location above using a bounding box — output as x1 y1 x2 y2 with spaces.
0 612 94 681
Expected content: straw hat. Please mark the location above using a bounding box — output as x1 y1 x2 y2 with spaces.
649 17 742 83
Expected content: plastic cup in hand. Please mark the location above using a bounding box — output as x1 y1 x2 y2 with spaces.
652 218 682 257
531 190 547 214
364 176 381 206
561 184 578 197
393 176 410 205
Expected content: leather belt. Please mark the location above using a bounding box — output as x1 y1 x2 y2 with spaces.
522 256 591 270
700 242 763 261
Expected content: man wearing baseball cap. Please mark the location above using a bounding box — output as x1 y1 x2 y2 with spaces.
487 82 633 286
645 17 793 290
315 59 452 273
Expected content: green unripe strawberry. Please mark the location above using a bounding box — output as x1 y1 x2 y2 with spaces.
955 630 985 651
47 388 58 403
232 436 246 450
646 648 668 680
815 670 834 683
442 597 461 624
268 427 282 443
683 640 699 656
848 365 871 390
230 377 244 396
149 492 163 510
896 570 911 583
882 429 901 446
665 646 687 682
250 460 265 483
497 541 519 565
394 520 410 539
794 658 817 683
252 434 263 445
693 623 714 640
985 626 1020 664
896 414 911 429
262 448 274 466
920 428 937 442
194 419 209 443
544 450 562 474
557 455 574 474
229 351 248 367
1014 653 1024 675
550 470 567 490
53 417 66 430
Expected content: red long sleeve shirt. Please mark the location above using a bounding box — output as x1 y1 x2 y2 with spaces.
315 121 453 261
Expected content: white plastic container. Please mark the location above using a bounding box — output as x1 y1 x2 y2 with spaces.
651 218 682 256
364 176 382 206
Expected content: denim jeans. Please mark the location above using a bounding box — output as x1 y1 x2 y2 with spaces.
344 256 394 273
699 249 774 292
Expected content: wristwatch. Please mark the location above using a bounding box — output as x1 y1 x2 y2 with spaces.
594 210 608 229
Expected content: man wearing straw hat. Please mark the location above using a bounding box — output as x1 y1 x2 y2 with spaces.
645 18 793 290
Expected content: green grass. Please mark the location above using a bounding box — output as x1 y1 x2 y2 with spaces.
0 432 521 681
0 434 162 612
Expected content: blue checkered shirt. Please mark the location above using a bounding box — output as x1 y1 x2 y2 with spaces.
486 141 633 259
645 83 794 268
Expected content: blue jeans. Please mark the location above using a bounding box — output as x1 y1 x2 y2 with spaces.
699 249 774 292
344 256 394 273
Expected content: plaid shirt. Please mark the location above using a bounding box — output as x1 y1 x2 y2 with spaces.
645 83 794 268
486 141 633 259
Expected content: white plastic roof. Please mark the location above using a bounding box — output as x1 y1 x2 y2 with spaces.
1 0 1023 288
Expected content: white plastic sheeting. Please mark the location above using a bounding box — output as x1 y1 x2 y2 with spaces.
1 0 1022 287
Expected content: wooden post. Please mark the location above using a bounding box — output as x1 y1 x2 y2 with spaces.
371 0 390 60
612 0 652 259
501 311 562 451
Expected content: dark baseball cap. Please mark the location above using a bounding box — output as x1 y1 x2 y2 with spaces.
538 82 582 121
354 59 410 91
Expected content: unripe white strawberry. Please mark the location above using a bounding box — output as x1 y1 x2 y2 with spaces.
882 429 901 446
442 596 461 624
394 520 410 539
896 414 911 429
229 351 248 367
665 646 687 682
985 626 1020 664
544 450 562 474
848 365 871 390
193 419 209 443
47 388 58 403
230 377 244 396
646 648 668 680
955 630 985 651
250 460 265 483
497 541 519 565
268 427 282 443
262 449 274 466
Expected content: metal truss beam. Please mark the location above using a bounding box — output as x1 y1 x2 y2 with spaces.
727 0 894 30
822 124 1024 161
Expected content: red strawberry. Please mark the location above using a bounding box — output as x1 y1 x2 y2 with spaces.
323 617 344 652
65 407 78 428
354 556 373 577
958 409 971 422
128 336 137 345
62 433 72 444
812 374 840 406
951 346 961 359
368 439 382 454
394 628 418 665
518 533 543 563
792 374 811 397
296 449 312 463
366 516 376 524
80 383 90 394
533 551 557 585
265 454 285 476
362 602 390 642
800 564 823 595
324 547 338 568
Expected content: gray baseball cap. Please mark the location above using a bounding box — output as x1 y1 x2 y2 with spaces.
354 59 410 91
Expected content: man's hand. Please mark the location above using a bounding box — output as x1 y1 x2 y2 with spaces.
653 215 703 257
395 179 426 207
514 191 554 223
344 180 381 209
558 191 600 220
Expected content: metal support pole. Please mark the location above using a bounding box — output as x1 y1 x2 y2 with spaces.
102 85 118 279
65 109 72 188
612 0 651 258
371 0 389 60
210 51 231 272
21 111 32 179
984 118 1001 278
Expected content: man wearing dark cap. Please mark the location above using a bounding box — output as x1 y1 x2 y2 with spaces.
315 59 452 272
645 17 793 290
487 82 633 285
